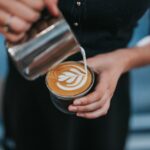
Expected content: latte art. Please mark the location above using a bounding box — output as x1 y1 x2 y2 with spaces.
57 65 87 91
46 61 93 97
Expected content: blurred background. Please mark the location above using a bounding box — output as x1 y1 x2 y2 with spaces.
0 10 150 150
126 9 150 150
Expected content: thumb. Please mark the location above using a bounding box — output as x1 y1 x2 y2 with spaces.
86 57 97 70
45 0 59 17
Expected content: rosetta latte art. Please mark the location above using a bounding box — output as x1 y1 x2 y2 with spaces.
57 65 87 91
46 61 93 97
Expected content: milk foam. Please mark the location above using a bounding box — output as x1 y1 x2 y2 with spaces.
56 65 88 91
56 47 88 91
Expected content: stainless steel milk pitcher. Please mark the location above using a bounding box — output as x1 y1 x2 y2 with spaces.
6 9 81 80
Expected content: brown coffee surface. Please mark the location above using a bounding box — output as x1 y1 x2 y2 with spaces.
46 61 93 97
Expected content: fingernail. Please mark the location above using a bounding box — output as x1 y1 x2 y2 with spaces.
77 113 84 117
68 106 77 111
74 100 81 105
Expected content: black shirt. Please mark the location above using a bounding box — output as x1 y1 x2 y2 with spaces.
59 0 149 57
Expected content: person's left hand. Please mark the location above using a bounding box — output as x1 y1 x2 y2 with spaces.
68 49 129 119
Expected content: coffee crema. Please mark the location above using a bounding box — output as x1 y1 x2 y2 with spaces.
46 61 93 97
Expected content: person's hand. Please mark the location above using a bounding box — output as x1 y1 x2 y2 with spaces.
68 49 129 119
0 0 44 42
44 0 59 16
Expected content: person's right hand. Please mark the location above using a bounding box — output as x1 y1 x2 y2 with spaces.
0 0 44 42
44 0 59 16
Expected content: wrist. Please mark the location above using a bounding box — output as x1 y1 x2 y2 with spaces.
113 48 138 73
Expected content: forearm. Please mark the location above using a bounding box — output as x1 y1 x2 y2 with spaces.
114 44 150 73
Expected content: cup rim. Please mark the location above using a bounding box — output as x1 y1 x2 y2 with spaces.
45 61 95 101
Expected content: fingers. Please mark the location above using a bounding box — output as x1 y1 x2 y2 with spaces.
0 0 60 43
0 27 25 42
69 91 108 112
20 0 45 11
0 9 30 42
68 74 111 119
68 72 114 119
73 75 107 105
0 0 44 42
0 10 30 33
9 16 31 33
45 0 59 16
0 0 40 23
77 100 110 119
73 91 101 105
